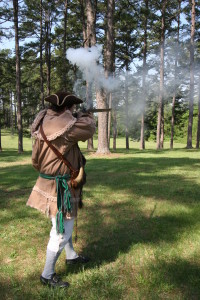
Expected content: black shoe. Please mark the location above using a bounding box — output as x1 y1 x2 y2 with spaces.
66 255 90 265
40 273 69 288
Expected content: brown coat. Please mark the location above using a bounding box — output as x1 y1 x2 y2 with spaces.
27 108 95 219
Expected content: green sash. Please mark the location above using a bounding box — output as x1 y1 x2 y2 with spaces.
39 173 71 234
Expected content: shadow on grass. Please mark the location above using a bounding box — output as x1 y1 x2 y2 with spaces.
65 201 198 269
85 156 200 204
0 150 32 162
110 147 200 155
0 164 37 191
145 258 200 299
0 154 200 298
58 198 200 298
0 272 71 300
1 198 199 299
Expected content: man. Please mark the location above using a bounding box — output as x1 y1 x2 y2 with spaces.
27 91 96 288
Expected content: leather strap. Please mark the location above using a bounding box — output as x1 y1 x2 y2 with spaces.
39 123 77 176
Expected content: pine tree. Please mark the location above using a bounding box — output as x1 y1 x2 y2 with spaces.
13 0 23 153
96 0 114 154
196 2 200 148
197 75 200 148
156 0 167 150
85 0 97 150
140 0 149 150
187 0 195 148
195 0 200 148
40 0 44 107
115 0 139 150
170 0 181 149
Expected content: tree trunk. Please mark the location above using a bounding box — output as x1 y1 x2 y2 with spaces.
140 0 148 150
170 93 176 149
80 0 87 43
105 0 114 149
108 93 112 147
0 101 2 151
85 0 97 150
196 75 200 148
13 0 23 153
0 125 2 151
96 49 109 150
2 101 5 127
62 0 68 91
156 0 166 150
170 0 181 149
14 101 17 129
96 0 114 154
5 108 8 127
85 0 96 47
187 0 195 149
45 7 51 96
140 113 145 149
160 104 164 148
10 91 14 135
3 104 8 127
96 88 109 154
7 106 10 128
112 108 117 150
40 0 44 107
125 73 129 150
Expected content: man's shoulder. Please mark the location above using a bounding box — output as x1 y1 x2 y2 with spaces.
43 110 77 141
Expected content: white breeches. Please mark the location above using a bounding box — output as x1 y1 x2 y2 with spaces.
47 217 75 253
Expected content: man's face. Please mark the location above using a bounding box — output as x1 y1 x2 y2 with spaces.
69 104 76 113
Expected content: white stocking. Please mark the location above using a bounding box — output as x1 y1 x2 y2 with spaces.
64 235 78 260
42 217 75 279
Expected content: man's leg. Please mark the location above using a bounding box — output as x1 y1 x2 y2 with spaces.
41 217 75 287
64 230 90 265
64 236 78 260
41 249 61 280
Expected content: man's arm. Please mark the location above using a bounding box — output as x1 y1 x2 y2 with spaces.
32 139 40 171
65 112 96 143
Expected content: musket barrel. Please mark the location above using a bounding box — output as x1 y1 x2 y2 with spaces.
86 108 111 113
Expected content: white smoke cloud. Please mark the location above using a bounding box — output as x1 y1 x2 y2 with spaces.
66 43 200 120
67 45 101 72
66 45 120 93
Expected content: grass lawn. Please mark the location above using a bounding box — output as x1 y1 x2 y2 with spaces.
0 131 200 299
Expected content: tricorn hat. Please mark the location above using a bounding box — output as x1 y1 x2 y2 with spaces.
44 91 83 108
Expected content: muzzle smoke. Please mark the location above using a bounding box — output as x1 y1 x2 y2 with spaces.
66 43 200 119
66 45 120 94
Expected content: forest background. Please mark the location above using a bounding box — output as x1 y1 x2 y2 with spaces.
0 0 200 154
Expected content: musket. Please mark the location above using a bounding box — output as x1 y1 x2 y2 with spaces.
75 106 111 116
85 108 111 113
